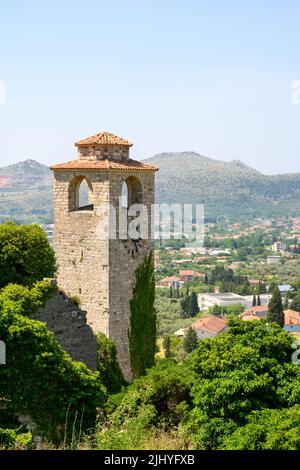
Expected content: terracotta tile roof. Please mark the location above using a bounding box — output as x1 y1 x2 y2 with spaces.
192 315 228 334
50 158 158 172
159 276 180 283
241 314 260 321
75 131 133 147
179 270 195 276
284 309 300 325
241 305 268 317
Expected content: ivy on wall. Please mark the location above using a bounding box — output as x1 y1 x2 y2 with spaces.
129 252 156 379
0 281 106 441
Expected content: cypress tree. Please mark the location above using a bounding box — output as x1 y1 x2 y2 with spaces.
267 285 284 328
190 292 199 317
252 295 257 307
129 252 156 378
180 296 190 318
169 285 173 299
183 327 198 353
163 335 172 358
268 282 277 294
257 295 261 306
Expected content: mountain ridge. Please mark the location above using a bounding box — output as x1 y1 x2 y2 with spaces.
0 153 300 223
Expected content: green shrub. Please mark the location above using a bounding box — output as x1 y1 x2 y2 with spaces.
96 360 194 449
0 280 56 316
0 309 106 441
0 427 32 449
96 333 126 393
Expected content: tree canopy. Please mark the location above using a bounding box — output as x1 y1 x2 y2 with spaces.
0 222 56 287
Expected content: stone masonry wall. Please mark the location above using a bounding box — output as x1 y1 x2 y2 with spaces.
53 167 155 381
32 291 97 370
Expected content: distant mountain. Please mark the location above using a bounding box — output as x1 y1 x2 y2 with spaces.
0 159 53 224
0 159 52 188
1 154 300 224
143 152 300 219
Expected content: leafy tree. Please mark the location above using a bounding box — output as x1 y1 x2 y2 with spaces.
267 286 284 327
163 335 172 358
0 280 56 317
0 222 56 288
209 304 244 317
96 333 126 393
182 319 297 449
183 327 198 353
129 252 156 379
222 406 300 450
211 305 222 316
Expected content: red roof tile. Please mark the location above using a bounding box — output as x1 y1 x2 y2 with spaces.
241 305 268 317
75 131 133 147
179 270 195 276
284 309 300 325
50 158 158 172
192 315 228 334
159 276 180 283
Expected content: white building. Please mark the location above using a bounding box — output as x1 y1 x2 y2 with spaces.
198 293 249 310
272 241 286 253
267 255 281 265
198 292 271 311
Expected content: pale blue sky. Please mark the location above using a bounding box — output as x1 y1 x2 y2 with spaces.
0 0 300 173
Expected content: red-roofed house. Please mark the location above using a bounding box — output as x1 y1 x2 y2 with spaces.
240 305 269 321
192 315 228 339
179 270 205 282
239 307 300 326
249 279 261 287
179 270 195 282
284 310 300 325
158 276 182 289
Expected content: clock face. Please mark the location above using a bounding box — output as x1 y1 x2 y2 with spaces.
121 238 143 258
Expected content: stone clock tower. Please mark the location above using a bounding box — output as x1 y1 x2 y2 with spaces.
50 131 158 380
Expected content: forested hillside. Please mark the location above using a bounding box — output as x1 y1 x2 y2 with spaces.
1 154 300 224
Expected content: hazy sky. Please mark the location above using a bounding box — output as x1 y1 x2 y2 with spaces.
0 0 300 174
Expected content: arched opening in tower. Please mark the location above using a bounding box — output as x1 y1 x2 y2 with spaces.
69 176 94 211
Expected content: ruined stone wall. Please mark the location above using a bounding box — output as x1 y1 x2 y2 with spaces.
32 291 97 370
